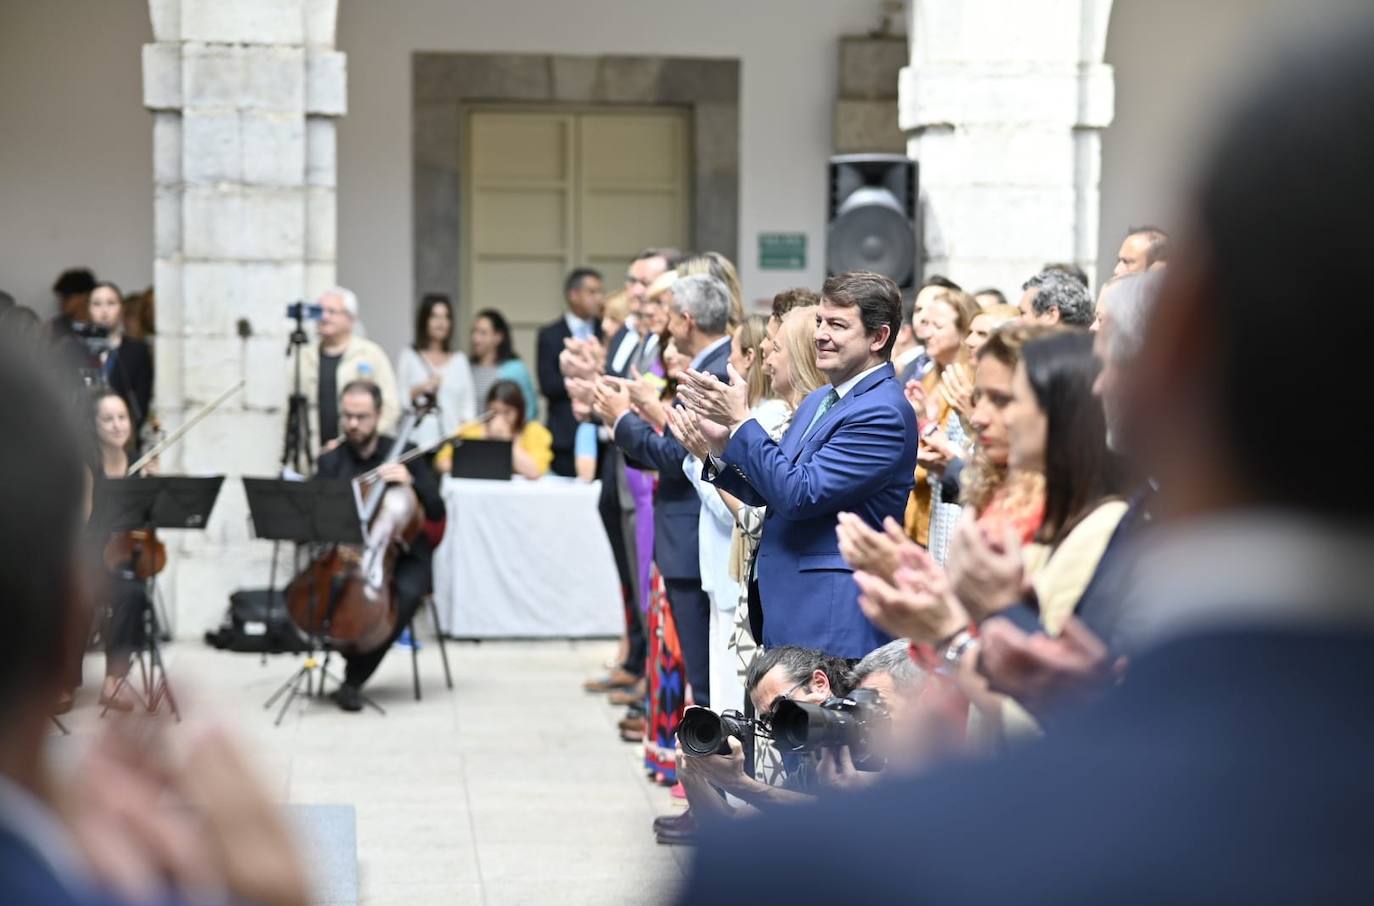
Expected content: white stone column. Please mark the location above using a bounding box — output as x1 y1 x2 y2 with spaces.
143 0 345 635
899 0 1114 293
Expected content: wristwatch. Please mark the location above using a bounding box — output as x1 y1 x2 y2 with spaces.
936 628 977 676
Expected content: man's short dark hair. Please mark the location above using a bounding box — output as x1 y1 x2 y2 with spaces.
340 379 383 413
0 335 87 719
974 288 1007 306
1192 16 1374 518
633 247 684 270
745 646 854 700
820 271 904 357
1125 225 1170 266
52 267 96 297
1041 262 1090 288
563 267 602 298
1022 269 1094 327
771 287 820 321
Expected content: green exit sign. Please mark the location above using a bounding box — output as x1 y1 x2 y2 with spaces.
758 232 806 270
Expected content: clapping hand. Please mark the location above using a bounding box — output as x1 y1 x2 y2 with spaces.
836 514 911 585
977 616 1125 719
853 543 969 644
939 363 974 415
566 376 597 410
592 377 632 425
917 429 959 473
66 718 310 906
678 364 751 428
903 379 927 421
666 405 727 459
946 509 1027 622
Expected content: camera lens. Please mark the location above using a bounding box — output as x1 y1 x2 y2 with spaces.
677 707 727 757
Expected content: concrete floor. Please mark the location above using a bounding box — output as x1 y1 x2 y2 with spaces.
55 634 690 905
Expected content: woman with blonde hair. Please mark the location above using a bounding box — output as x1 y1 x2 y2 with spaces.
907 288 981 563
669 300 825 788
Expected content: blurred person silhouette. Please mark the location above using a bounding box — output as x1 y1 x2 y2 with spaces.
0 334 308 906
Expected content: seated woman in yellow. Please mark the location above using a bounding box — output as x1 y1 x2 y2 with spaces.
434 380 553 480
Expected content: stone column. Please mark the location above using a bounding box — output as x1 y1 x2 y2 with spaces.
899 0 1115 293
142 0 345 635
835 34 908 154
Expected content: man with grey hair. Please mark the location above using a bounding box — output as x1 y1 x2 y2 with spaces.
1017 268 1095 328
595 271 734 708
298 285 400 453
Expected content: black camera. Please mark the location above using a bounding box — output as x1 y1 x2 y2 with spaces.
769 688 889 767
70 320 112 357
286 301 323 321
678 706 756 757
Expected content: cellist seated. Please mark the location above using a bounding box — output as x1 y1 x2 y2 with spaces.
314 380 445 712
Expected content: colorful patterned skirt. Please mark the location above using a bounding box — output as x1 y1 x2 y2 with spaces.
644 565 685 782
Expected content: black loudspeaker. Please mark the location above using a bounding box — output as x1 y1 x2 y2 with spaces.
826 153 919 288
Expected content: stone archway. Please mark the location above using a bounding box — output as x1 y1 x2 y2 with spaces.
898 0 1115 294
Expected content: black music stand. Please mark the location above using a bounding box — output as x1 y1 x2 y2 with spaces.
95 476 225 722
243 478 383 725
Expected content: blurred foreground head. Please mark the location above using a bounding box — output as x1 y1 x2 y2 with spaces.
0 335 87 727
1125 14 1374 523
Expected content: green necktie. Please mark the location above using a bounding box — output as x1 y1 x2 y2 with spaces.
801 388 840 440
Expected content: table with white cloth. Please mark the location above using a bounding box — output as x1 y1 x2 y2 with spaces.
433 476 623 638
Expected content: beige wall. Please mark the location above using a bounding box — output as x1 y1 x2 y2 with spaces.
335 0 878 359
0 0 152 314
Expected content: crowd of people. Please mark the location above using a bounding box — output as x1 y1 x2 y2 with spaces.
542 221 1173 845
3 15 1373 903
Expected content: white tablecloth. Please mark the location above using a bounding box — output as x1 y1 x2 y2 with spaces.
433 476 622 638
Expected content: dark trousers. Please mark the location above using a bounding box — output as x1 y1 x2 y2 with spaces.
599 483 646 677
104 575 148 679
550 448 576 478
664 578 711 708
343 548 431 689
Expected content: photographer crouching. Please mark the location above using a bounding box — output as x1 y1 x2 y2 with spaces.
662 642 930 844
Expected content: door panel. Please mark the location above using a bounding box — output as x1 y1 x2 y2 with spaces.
464 105 690 407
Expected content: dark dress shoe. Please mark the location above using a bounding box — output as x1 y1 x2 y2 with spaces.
653 810 694 833
618 714 645 733
656 822 700 846
332 684 363 712
620 727 644 743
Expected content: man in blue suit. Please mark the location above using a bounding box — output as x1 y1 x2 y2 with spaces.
598 273 734 707
679 271 916 659
680 17 1374 903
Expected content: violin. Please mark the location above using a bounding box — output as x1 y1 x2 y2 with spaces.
285 403 433 655
103 416 167 579
99 383 244 581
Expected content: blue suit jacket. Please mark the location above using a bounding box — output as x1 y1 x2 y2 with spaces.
0 828 146 905
682 627 1374 904
708 363 917 657
612 338 732 581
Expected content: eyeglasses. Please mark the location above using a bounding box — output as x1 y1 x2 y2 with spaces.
758 678 809 729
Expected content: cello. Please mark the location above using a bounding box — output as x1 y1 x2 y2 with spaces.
284 404 431 655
